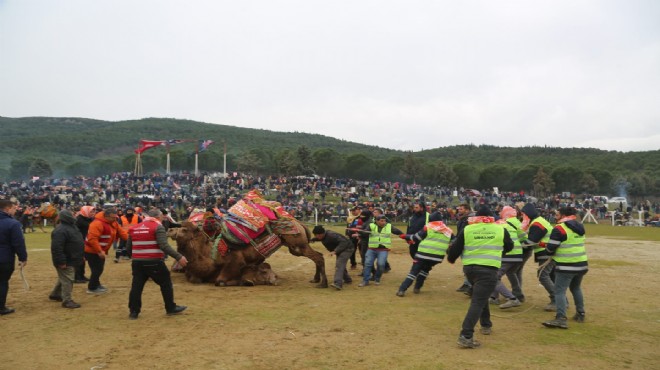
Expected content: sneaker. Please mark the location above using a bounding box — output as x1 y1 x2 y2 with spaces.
374 280 381 286
113 258 119 263
544 303 557 312
86 287 108 294
62 300 81 309
48 295 63 302
74 279 87 284
129 312 139 320
516 296 526 303
121 256 131 260
456 284 471 292
344 280 353 285
480 326 492 335
464 287 473 297
166 305 187 315
499 299 521 309
543 318 568 329
573 313 586 323
489 298 501 305
413 288 420 294
457 335 481 349
358 282 369 287
330 283 342 291
396 290 405 297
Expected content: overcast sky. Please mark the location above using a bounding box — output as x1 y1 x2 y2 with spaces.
1 1 658 152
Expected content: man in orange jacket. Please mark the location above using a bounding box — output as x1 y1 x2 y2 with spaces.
84 207 128 294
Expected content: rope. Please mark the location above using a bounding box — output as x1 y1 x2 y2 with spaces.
536 257 553 278
491 304 537 318
19 264 29 291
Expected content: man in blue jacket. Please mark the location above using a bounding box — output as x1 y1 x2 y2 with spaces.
0 199 28 315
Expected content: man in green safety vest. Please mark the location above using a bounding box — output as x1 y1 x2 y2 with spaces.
396 212 453 297
447 206 513 349
357 215 404 287
542 207 588 329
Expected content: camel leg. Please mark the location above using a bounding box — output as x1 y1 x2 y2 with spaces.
214 253 246 287
289 245 327 288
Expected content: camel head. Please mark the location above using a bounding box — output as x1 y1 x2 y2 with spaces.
241 262 279 286
168 221 206 258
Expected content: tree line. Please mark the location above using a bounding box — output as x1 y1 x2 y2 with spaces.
0 116 658 197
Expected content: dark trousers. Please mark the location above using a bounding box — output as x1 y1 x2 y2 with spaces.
75 260 87 280
129 260 176 314
333 249 354 286
460 265 498 338
349 238 358 267
398 259 440 292
116 239 128 259
85 252 106 290
0 262 15 308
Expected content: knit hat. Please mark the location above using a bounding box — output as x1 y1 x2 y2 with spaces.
476 206 492 217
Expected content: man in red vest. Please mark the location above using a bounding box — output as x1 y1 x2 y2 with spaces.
126 208 188 320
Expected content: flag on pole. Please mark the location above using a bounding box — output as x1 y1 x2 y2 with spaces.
166 139 186 145
199 139 215 153
135 140 166 154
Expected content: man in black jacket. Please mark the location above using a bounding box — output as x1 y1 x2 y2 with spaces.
406 201 429 259
49 209 84 308
311 225 354 290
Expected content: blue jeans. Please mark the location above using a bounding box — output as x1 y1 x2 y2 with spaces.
362 249 388 283
554 271 586 319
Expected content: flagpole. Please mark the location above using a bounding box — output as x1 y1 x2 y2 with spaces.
195 141 199 177
223 140 227 178
166 142 171 175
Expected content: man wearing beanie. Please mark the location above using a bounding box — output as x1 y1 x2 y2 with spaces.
311 225 354 290
447 205 513 348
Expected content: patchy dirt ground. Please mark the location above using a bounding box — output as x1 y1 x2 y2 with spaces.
2 230 659 369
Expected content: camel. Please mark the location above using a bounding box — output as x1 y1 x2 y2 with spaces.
33 203 59 232
167 220 328 288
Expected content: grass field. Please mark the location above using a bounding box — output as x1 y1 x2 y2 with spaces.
1 223 659 369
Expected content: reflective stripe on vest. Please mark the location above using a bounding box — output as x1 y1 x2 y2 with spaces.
129 220 165 259
532 216 553 255
85 221 112 250
501 221 522 262
462 223 504 268
368 223 392 249
416 223 450 262
552 224 587 269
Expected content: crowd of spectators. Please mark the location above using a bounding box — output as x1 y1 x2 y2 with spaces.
1 171 658 226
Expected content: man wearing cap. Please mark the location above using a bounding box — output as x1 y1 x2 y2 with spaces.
84 207 128 294
126 208 188 319
447 206 513 348
311 225 354 290
358 215 404 287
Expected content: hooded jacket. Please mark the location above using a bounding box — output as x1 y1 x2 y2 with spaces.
0 210 27 264
84 211 128 254
51 210 84 267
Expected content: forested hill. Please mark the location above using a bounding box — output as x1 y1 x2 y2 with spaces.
1 116 658 196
